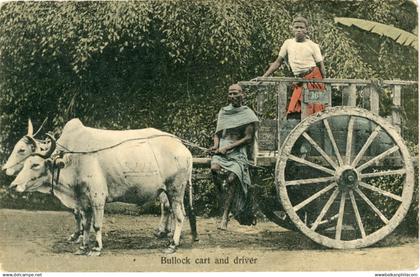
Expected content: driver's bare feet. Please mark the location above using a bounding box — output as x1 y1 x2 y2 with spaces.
217 220 228 230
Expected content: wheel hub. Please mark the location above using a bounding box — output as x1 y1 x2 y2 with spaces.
335 166 359 191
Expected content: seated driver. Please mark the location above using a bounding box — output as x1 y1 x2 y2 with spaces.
208 83 259 230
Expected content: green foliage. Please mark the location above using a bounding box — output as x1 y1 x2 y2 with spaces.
0 1 417 225
0 185 66 211
334 17 418 50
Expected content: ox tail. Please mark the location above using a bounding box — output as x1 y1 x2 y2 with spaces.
184 160 198 242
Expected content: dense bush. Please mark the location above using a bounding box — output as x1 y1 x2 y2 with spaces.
0 1 417 228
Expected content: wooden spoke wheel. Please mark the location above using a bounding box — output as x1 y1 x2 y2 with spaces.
276 106 414 249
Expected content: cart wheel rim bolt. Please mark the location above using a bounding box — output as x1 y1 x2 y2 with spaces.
338 169 358 190
335 166 359 190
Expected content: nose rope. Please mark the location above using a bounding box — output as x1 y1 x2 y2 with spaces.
50 159 61 197
6 135 263 174
2 137 48 171
4 135 208 171
2 155 31 171
4 134 209 181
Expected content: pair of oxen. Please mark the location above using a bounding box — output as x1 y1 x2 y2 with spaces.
2 119 198 255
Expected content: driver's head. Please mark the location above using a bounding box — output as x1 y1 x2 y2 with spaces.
228 84 244 107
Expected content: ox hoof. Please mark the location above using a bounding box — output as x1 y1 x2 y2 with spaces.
87 250 101 257
74 247 89 256
192 235 199 242
217 219 228 230
70 236 83 244
74 236 83 244
153 229 169 239
68 233 82 243
217 225 228 231
162 244 177 254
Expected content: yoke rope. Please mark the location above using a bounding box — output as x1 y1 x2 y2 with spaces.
3 134 207 171
6 134 262 169
56 134 208 155
56 135 261 168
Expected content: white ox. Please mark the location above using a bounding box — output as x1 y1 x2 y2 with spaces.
9 119 198 255
2 120 84 243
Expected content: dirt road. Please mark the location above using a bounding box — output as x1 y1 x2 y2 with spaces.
0 209 418 272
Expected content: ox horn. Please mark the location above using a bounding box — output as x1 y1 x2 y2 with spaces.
39 133 57 158
27 119 33 137
33 117 48 137
24 135 41 153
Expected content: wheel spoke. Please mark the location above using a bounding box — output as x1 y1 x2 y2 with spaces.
356 145 399 172
286 176 335 186
293 183 337 211
277 107 415 249
354 187 389 224
349 190 366 238
361 169 406 179
335 190 347 240
303 132 338 169
351 125 381 167
358 181 403 202
323 119 344 166
289 155 335 175
345 117 355 165
311 188 339 231
317 214 339 227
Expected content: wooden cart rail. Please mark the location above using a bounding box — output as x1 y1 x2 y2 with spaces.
191 78 417 249
193 78 417 167
247 77 417 85
237 78 417 166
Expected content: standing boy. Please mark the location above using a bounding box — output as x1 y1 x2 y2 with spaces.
262 16 326 116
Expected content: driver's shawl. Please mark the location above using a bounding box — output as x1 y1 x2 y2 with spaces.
215 104 259 133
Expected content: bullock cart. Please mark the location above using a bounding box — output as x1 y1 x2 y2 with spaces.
193 77 417 249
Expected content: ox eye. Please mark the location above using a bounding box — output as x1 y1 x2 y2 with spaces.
18 148 25 153
31 163 40 169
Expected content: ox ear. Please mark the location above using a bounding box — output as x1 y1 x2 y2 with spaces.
27 119 34 137
39 133 56 158
55 158 65 169
24 135 40 152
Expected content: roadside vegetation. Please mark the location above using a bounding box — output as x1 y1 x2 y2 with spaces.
0 0 417 234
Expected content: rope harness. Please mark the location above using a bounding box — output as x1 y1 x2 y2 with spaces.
8 133 261 196
55 134 208 154
4 134 207 170
50 158 61 196
48 134 208 196
2 155 31 172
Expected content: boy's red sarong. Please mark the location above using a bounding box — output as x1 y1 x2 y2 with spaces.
287 66 325 115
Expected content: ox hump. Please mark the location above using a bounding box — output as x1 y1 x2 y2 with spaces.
63 118 84 132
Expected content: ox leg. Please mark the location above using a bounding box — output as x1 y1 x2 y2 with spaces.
68 209 83 243
211 163 224 215
75 209 92 255
89 204 105 256
218 172 236 230
184 181 198 242
154 191 171 239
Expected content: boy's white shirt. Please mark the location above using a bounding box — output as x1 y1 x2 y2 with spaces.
278 38 323 75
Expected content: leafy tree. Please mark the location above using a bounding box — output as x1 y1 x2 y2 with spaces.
0 1 417 218
334 17 418 50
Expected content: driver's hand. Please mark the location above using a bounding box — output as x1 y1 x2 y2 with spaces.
207 145 218 154
216 147 228 155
